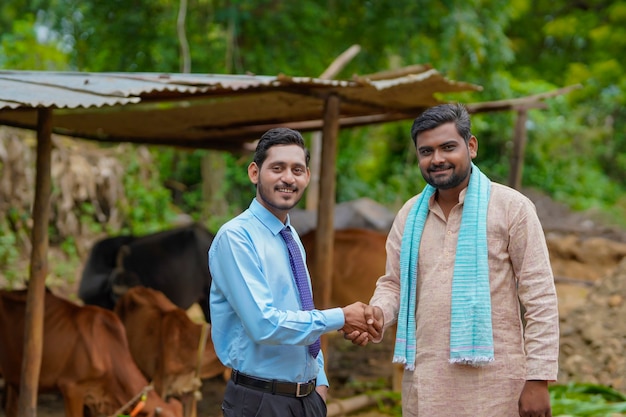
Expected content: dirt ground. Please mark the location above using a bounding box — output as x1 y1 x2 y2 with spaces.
3 187 626 417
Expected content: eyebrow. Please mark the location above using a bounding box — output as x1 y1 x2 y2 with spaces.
268 160 306 168
418 140 458 151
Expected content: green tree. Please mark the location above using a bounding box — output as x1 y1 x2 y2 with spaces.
1 0 625 228
0 13 68 70
507 0 626 188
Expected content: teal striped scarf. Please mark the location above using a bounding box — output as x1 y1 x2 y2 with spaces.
393 163 494 370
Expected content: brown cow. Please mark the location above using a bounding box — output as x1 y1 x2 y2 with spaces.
114 287 228 402
301 228 388 308
0 289 182 417
301 228 402 390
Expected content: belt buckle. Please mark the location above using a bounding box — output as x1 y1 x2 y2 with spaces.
295 382 311 397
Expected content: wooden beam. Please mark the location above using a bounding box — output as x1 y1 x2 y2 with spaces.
355 64 433 81
467 84 582 114
18 108 53 417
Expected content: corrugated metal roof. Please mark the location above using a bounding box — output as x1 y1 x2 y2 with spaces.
0 66 481 151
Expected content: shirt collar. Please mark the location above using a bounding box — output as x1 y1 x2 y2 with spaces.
249 198 292 236
427 187 469 210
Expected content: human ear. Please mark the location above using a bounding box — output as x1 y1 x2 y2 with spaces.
248 162 259 184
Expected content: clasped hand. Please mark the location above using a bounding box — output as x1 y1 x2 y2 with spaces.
340 302 384 346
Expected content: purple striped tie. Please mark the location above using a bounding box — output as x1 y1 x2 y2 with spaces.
279 227 321 358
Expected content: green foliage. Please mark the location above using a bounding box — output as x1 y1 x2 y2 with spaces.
50 236 80 284
550 382 626 417
506 0 626 206
0 217 20 285
118 151 180 235
152 147 254 232
373 390 402 416
221 152 257 211
336 123 427 209
154 148 205 214
0 15 69 70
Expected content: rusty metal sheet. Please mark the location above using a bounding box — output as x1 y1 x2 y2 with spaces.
0 67 482 149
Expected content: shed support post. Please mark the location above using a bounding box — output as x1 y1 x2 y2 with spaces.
314 94 340 353
18 109 53 417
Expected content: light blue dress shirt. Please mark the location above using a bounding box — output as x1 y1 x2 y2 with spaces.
208 198 345 386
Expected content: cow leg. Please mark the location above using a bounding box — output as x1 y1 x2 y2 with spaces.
4 385 18 417
179 392 197 417
59 383 86 417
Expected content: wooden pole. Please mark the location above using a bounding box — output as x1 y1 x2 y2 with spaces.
314 94 340 355
314 94 340 308
18 108 53 417
508 107 528 190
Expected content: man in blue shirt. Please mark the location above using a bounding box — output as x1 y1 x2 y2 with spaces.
209 127 379 417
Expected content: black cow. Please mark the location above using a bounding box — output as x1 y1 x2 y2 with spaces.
79 223 213 322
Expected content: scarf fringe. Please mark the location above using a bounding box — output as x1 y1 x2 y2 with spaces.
393 355 415 371
449 356 495 367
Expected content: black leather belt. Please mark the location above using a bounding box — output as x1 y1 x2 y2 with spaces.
231 370 316 398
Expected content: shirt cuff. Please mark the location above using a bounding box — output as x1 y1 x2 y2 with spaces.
324 307 346 330
526 359 559 381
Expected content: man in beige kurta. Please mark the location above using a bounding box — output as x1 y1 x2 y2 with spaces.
356 103 559 417
372 184 559 416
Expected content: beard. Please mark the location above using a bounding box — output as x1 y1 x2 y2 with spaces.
422 164 471 190
257 178 302 212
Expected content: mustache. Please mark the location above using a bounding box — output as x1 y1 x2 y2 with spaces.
276 183 297 191
428 164 453 172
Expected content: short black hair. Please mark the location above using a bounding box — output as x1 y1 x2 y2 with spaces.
410 103 472 147
253 127 310 167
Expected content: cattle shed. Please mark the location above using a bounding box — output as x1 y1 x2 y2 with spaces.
0 63 575 416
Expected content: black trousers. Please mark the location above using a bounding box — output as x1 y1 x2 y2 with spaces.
221 379 327 417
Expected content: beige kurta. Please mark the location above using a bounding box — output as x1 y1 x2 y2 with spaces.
370 182 559 416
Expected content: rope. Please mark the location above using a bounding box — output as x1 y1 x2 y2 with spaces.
108 385 153 417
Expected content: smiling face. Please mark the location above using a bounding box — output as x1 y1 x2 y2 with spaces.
248 144 310 223
416 122 477 195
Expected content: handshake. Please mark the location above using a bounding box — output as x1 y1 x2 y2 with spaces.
340 302 384 346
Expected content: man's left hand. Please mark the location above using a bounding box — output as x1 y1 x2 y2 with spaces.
518 380 551 417
316 385 328 402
